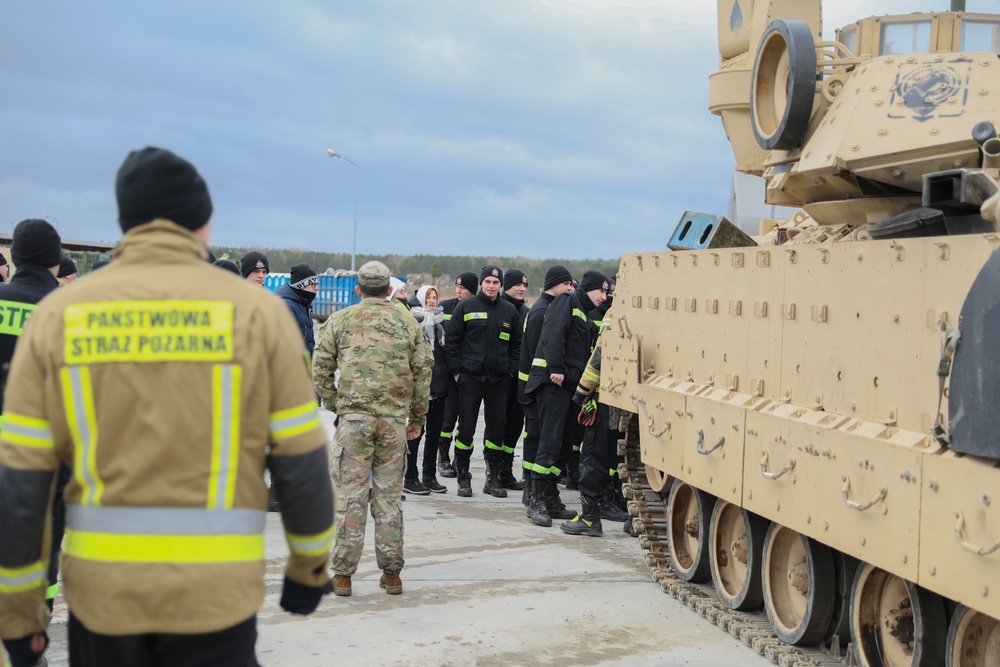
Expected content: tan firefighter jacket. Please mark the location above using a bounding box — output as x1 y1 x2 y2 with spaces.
0 220 334 637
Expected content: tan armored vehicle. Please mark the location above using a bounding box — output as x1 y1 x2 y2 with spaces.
601 1 1000 665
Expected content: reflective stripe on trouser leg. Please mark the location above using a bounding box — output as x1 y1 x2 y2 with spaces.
332 415 405 576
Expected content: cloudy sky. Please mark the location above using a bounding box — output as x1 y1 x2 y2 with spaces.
0 1 959 259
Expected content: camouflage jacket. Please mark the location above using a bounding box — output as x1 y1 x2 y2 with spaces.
313 297 433 429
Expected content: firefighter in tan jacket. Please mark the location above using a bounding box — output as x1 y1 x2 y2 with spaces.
0 147 335 666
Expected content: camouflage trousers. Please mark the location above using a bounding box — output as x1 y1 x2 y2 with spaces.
331 413 406 576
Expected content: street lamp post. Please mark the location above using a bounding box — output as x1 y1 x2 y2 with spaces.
326 149 360 272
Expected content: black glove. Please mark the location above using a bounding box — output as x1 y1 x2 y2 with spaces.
4 632 47 667
279 575 324 615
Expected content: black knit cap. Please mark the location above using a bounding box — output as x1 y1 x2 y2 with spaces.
116 146 213 233
503 269 528 291
213 259 240 275
580 269 610 293
543 264 573 290
480 265 502 283
241 252 269 278
11 218 62 268
455 271 478 292
289 263 319 289
58 256 77 278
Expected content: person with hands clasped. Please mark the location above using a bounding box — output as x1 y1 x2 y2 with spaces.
445 265 522 499
313 261 432 597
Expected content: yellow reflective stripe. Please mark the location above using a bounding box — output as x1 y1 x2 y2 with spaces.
209 365 241 509
1 413 54 449
501 444 515 454
532 358 547 368
572 308 587 322
46 582 59 600
517 371 529 381
464 312 488 321
269 401 321 440
0 560 47 593
285 525 335 557
62 366 103 506
499 331 510 341
64 529 264 563
583 368 600 383
484 439 503 451
0 300 36 336
443 313 452 321
454 439 473 451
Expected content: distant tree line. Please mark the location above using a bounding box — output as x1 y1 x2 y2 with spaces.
211 247 620 286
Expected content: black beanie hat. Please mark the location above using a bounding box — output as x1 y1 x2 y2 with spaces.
290 263 319 289
116 146 213 233
543 264 573 290
58 256 77 278
480 265 502 283
11 219 63 268
503 269 528 291
213 259 240 275
455 271 478 293
241 252 269 278
580 269 610 293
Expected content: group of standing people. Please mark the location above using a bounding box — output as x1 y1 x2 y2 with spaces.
385 261 631 537
0 144 631 667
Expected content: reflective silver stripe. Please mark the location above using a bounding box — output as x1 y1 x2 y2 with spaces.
269 408 317 437
0 564 47 590
211 365 239 509
66 505 267 535
1 420 53 445
286 531 334 555
66 367 100 506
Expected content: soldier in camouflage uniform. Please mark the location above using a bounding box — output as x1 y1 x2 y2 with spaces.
313 261 433 596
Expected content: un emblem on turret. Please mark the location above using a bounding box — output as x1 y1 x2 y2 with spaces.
888 62 968 122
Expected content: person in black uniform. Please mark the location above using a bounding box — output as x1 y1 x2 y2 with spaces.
499 269 529 492
518 265 574 523
0 219 65 667
445 265 521 498
436 271 478 478
524 270 609 526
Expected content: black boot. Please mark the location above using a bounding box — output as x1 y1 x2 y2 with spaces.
482 455 507 498
438 439 456 478
525 476 552 527
543 477 576 520
560 495 603 536
455 455 473 498
600 485 630 522
499 452 526 491
521 477 533 508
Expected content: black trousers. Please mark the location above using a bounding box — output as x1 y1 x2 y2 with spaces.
521 399 539 474
502 377 524 458
579 403 622 500
47 463 70 611
455 374 509 460
69 613 260 667
532 382 575 478
437 378 460 456
405 396 447 480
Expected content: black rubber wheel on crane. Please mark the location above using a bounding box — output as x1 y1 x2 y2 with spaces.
750 18 817 151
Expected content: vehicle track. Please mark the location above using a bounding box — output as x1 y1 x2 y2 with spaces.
617 414 851 667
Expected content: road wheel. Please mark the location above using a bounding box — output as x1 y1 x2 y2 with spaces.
666 479 713 583
762 523 835 645
709 499 766 610
946 604 999 667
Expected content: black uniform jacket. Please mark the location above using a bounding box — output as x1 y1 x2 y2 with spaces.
524 289 597 396
0 265 60 411
446 291 521 382
517 292 555 403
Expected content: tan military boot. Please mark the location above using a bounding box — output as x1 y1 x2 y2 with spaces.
379 572 402 595
332 575 352 597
